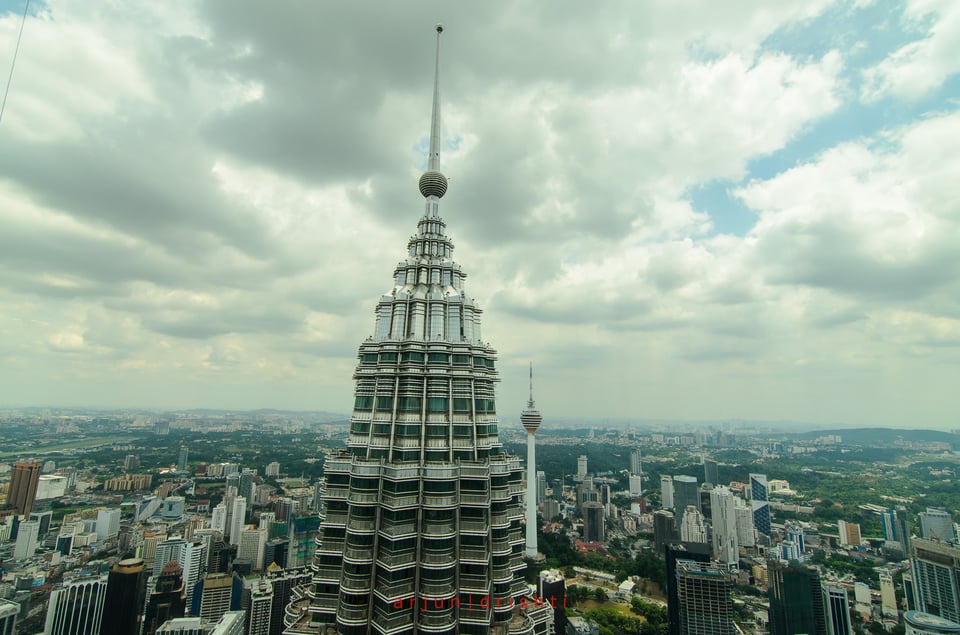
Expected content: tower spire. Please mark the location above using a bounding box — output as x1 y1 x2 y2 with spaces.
418 24 449 201
528 362 535 408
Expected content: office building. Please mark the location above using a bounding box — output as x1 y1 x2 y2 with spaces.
767 561 826 635
155 617 202 634
903 611 960 635
238 527 268 571
263 567 311 635
100 557 146 635
583 502 605 543
143 562 187 635
178 447 189 472
536 471 547 505
911 538 960 622
661 475 675 511
673 476 700 527
194 573 242 626
630 448 642 476
750 474 771 536
209 611 246 635
899 506 914 555
13 519 39 560
521 363 543 558
239 470 255 507
0 599 20 635
44 575 108 635
538 569 567 635
675 560 735 634
920 509 955 543
7 461 42 516
96 508 121 541
29 509 53 536
285 26 545 635
823 584 852 635
665 542 712 635
703 458 719 487
654 510 677 555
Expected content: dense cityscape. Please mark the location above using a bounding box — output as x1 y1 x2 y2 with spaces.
3 2 960 635
1 411 959 635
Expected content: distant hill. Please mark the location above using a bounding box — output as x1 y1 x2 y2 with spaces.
792 427 957 445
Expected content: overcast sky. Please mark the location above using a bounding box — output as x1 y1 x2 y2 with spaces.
1 1 958 428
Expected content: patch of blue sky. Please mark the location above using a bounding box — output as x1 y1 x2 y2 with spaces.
688 181 756 237
413 135 463 171
0 0 41 16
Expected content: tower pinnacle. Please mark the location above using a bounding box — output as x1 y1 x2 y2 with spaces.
521 362 542 434
418 24 448 200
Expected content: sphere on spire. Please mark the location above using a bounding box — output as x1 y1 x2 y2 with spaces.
419 169 448 198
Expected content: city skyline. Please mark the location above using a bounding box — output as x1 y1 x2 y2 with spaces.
1 2 959 427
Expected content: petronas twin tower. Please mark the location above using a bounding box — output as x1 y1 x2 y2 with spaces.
284 26 549 635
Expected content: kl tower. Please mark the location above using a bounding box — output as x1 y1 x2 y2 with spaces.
521 363 543 559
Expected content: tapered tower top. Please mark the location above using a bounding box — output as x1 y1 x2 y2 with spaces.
520 362 542 434
418 24 448 199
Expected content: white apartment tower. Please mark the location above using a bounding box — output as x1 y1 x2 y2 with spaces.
284 26 549 635
710 486 740 565
521 363 543 558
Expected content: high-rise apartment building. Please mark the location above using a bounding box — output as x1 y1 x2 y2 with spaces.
178 447 189 473
283 26 551 635
100 557 146 635
7 461 42 516
680 507 707 544
675 560 735 634
879 571 898 618
910 538 960 623
44 575 108 635
630 448 642 476
247 578 273 635
0 599 20 635
521 364 543 558
194 573 243 626
823 584 851 635
767 561 826 635
710 487 739 565
538 570 567 635
749 474 770 536
13 519 39 560
264 567 311 635
882 508 898 543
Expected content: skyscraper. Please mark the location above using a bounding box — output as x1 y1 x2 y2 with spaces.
44 575 108 635
665 542 711 635
653 510 676 556
881 508 898 543
673 476 700 527
630 449 642 477
247 578 274 635
703 458 718 487
823 584 851 635
178 447 189 473
675 560 735 635
583 502 605 543
679 507 707 544
577 455 588 481
749 473 770 536
710 486 739 565
767 561 826 635
143 562 188 635
100 557 146 635
910 538 960 622
898 506 913 555
661 475 674 510
521 363 543 558
7 461 42 516
284 25 547 635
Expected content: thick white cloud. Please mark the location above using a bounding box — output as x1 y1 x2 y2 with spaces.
0 1 957 426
